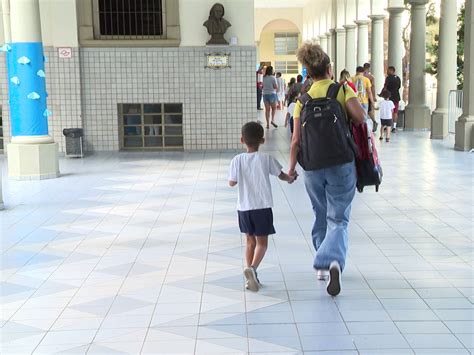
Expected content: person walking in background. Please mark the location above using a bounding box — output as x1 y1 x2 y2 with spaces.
353 66 376 129
383 66 402 132
262 66 279 129
363 63 377 131
302 74 313 94
276 72 286 110
256 65 264 110
378 90 396 142
289 43 366 296
339 69 357 93
286 77 296 106
287 75 304 106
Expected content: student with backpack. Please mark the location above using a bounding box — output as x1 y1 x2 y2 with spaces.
288 43 366 296
353 66 376 130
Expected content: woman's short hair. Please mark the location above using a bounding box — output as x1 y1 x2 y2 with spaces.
296 42 331 79
265 66 274 76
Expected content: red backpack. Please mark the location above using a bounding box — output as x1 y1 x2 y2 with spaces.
351 123 383 192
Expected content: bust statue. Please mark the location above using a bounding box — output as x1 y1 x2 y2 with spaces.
203 3 231 45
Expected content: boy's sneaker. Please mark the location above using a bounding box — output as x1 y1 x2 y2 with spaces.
244 267 260 292
327 261 341 296
316 269 329 280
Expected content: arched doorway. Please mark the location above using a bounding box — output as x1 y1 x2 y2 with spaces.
257 19 302 83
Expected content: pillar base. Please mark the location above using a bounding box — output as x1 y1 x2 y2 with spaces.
404 105 431 130
7 142 60 180
454 116 474 151
431 109 449 139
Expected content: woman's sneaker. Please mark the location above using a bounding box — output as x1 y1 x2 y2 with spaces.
327 261 341 296
244 267 260 292
316 269 329 280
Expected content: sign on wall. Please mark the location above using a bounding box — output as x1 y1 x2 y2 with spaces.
205 53 231 69
58 47 72 59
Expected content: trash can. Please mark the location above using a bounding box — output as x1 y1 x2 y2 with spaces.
63 128 84 158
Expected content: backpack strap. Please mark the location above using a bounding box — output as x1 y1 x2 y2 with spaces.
297 93 312 107
327 82 341 100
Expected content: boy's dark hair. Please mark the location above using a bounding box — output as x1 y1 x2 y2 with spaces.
242 122 264 148
380 89 391 99
388 66 396 72
363 63 371 70
356 66 365 73
297 74 303 82
276 72 282 77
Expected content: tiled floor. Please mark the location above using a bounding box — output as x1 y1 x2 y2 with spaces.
1 111 473 354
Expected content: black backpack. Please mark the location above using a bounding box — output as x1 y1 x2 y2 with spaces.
297 83 355 171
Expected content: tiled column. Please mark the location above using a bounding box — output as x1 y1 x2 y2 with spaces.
344 25 357 74
431 0 458 139
387 7 405 98
355 20 369 66
370 14 385 95
335 28 346 76
405 0 431 130
455 0 474 151
5 0 59 179
319 34 328 53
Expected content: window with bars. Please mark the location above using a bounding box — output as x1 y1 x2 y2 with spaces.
274 33 299 55
93 0 165 39
275 61 299 75
119 103 183 150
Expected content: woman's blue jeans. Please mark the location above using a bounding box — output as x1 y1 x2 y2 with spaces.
303 161 356 272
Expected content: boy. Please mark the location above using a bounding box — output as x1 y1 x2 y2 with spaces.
229 122 296 292
379 90 395 142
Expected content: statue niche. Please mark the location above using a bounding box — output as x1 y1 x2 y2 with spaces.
203 3 232 45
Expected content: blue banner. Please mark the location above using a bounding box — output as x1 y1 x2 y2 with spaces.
6 42 49 137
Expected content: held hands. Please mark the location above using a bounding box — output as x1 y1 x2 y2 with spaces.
288 169 299 184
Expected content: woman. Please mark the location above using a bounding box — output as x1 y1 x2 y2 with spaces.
262 66 279 128
285 77 296 106
288 43 365 296
339 69 357 93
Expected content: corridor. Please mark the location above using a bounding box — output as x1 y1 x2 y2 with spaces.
0 114 473 354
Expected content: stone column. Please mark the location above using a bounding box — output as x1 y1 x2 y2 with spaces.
387 7 405 99
5 0 59 179
335 28 346 76
431 0 457 139
369 15 385 95
455 0 474 151
319 34 328 53
344 24 357 75
355 20 369 66
405 0 431 130
327 30 335 60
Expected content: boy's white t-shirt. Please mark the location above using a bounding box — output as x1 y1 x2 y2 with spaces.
287 102 296 117
229 152 283 211
379 99 395 120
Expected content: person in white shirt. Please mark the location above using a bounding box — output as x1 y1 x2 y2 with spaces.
285 97 297 134
379 90 396 142
229 122 296 292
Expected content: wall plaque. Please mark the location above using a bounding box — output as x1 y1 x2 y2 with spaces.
205 53 231 69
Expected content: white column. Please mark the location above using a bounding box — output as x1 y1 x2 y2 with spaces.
328 30 336 62
387 7 405 98
405 0 431 130
369 15 385 95
335 28 346 76
355 20 369 66
431 0 458 139
319 34 328 53
344 24 357 75
455 0 474 151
